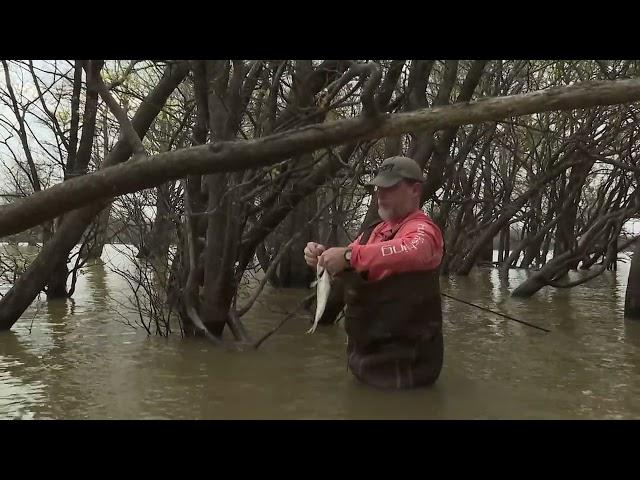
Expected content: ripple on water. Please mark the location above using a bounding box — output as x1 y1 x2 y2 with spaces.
1 246 640 418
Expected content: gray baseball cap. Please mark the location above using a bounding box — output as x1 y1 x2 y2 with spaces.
366 156 425 188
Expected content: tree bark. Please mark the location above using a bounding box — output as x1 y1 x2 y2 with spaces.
0 61 189 330
454 153 582 275
512 209 627 297
81 203 111 262
148 184 174 261
4 77 640 239
46 60 102 299
265 61 323 288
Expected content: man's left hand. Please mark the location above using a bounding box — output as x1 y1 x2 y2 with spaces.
318 247 349 276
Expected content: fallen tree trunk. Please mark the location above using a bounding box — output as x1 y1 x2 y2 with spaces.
4 78 640 238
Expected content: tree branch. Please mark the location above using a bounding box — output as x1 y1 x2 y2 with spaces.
107 60 139 90
234 191 338 317
321 61 382 116
95 66 147 159
3 77 640 237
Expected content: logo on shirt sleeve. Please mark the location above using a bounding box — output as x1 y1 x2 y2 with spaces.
380 223 429 256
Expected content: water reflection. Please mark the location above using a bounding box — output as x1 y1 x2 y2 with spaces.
0 332 48 419
0 245 639 419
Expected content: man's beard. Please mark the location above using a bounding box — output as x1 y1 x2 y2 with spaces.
378 206 394 221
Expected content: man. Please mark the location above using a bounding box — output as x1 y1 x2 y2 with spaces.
304 156 445 389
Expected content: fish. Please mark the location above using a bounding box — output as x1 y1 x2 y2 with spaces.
308 263 331 334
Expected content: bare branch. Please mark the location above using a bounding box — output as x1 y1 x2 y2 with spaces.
321 61 382 116
95 65 147 159
235 190 338 317
107 60 139 90
3 76 640 237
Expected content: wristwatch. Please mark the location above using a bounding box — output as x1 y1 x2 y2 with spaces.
344 248 352 263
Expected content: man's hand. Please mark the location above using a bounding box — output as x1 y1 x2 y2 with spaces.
319 247 349 276
304 242 327 269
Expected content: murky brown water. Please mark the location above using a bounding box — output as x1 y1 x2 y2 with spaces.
1 245 639 419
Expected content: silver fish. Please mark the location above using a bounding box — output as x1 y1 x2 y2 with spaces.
308 264 331 334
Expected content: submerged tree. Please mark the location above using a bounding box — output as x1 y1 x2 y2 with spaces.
2 59 640 342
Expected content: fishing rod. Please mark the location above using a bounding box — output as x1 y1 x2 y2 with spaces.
254 289 551 350
441 292 551 333
253 292 316 349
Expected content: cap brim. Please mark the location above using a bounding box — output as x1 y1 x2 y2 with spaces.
366 174 403 188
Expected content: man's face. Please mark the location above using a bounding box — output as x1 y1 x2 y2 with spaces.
376 179 421 221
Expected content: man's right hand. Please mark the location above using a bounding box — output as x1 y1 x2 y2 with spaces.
304 242 327 269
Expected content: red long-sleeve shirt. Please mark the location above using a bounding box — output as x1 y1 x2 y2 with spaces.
348 210 444 282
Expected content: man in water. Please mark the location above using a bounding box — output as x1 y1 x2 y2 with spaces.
303 156 445 389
